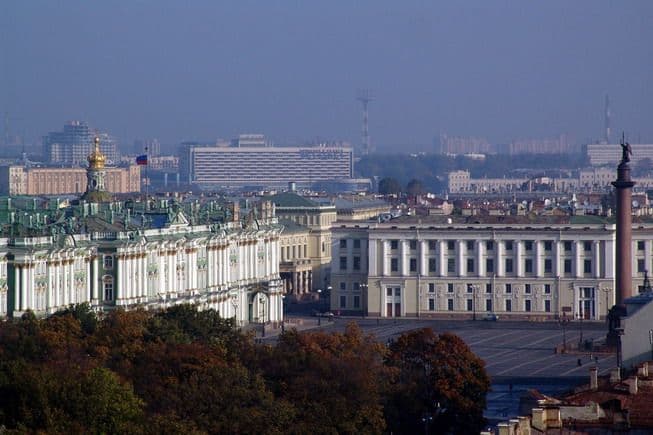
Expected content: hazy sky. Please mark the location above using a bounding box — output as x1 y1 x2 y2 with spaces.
1 1 652 151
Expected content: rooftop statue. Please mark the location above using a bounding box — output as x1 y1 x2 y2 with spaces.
620 136 632 164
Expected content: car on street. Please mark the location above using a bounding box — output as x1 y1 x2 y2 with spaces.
483 313 499 321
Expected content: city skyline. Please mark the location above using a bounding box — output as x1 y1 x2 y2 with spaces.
1 1 652 151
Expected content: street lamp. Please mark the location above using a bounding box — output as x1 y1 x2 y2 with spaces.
577 311 584 350
317 289 322 326
259 294 266 338
468 284 478 321
360 283 368 318
281 295 286 334
230 294 239 328
326 285 332 315
559 312 570 352
602 287 611 320
421 414 433 435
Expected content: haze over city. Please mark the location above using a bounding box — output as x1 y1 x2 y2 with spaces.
2 1 652 151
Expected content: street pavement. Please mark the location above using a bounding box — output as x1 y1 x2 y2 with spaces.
272 316 616 379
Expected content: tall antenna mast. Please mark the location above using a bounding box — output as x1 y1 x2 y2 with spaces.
604 94 611 144
357 89 373 155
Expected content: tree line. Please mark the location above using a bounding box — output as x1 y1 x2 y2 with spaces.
358 153 588 193
0 304 490 434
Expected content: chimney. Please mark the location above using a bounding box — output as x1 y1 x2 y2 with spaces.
610 368 621 383
531 408 545 431
497 422 515 435
545 408 562 429
629 376 638 395
590 366 598 390
517 416 531 435
637 363 648 377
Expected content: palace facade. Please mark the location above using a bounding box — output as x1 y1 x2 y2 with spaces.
331 215 653 320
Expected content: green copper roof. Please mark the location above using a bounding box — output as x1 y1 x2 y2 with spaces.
267 192 319 208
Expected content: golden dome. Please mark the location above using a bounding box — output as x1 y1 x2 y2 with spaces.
88 136 106 169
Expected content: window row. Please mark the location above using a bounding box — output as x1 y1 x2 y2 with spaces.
377 257 592 275
379 239 599 252
431 283 552 294
426 297 552 313
339 239 363 249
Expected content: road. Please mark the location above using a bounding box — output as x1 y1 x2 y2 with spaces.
276 316 615 379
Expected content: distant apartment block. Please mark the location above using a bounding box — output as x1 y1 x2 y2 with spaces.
448 170 528 193
0 165 141 196
586 143 653 166
437 134 492 155
449 169 653 194
179 143 354 188
43 121 119 166
499 134 573 155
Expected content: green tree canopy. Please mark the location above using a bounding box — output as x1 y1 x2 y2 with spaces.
378 177 402 195
406 178 424 197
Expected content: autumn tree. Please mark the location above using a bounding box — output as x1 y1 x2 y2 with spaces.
384 328 490 434
263 323 388 434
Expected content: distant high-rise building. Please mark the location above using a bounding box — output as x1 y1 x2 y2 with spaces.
43 121 119 166
437 134 492 155
133 138 161 156
587 143 653 166
179 142 353 188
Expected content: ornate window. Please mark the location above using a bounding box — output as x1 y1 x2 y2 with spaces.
103 276 114 301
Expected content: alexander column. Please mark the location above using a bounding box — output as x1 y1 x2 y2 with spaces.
608 136 634 344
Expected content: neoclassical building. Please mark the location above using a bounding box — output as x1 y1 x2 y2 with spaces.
0 139 284 325
0 203 283 324
268 192 337 291
331 215 653 320
278 219 312 299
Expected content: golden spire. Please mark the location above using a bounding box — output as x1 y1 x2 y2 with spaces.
87 136 106 169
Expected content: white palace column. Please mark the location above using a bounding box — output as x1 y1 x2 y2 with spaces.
400 239 409 275
515 241 524 277
25 264 33 310
368 239 378 276
419 240 428 276
553 241 562 277
140 253 147 299
19 266 27 311
604 238 615 279
574 241 582 278
115 255 123 303
593 241 601 278
381 240 389 277
496 241 505 277
62 261 70 306
46 262 53 310
476 240 485 277
534 240 543 278
92 256 99 302
439 240 447 278
457 240 465 277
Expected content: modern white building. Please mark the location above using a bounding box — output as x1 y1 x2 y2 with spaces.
179 143 354 188
331 215 653 321
586 143 653 166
